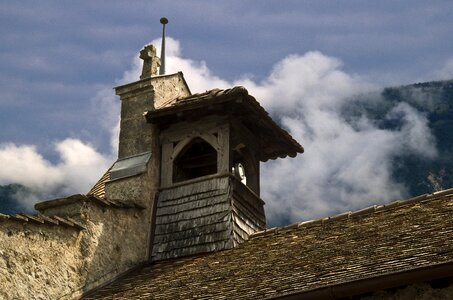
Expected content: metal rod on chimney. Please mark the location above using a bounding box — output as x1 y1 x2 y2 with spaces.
159 17 168 75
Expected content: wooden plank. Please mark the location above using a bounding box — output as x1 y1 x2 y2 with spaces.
156 194 229 216
153 230 233 255
159 115 228 143
232 195 266 226
153 239 234 261
217 124 230 173
157 189 227 208
154 220 231 244
232 204 265 230
155 202 231 224
160 142 173 187
232 222 249 242
159 177 229 201
154 212 231 235
232 212 259 235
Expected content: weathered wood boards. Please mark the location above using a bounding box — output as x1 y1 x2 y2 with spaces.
152 175 266 261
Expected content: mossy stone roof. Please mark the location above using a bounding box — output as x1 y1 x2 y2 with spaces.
84 189 453 299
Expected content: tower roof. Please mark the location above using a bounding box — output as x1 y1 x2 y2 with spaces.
144 86 304 161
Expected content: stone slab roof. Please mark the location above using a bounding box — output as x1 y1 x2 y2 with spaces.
35 194 145 212
84 188 453 299
0 213 85 230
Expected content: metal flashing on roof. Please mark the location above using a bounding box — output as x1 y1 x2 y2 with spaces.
109 151 151 181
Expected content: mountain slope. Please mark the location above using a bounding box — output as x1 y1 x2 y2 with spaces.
0 184 27 214
345 79 453 196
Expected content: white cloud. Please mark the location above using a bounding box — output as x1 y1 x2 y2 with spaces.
151 43 437 224
0 38 439 226
0 143 61 191
245 53 438 225
150 37 231 92
0 139 110 210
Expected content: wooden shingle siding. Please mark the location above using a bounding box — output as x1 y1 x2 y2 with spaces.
231 177 266 242
152 175 267 261
152 176 234 261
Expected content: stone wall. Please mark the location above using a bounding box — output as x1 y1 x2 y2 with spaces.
0 200 150 299
0 66 192 299
115 72 190 159
116 78 155 159
0 220 81 299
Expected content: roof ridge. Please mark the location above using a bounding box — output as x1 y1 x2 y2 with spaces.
251 187 453 238
175 86 248 103
34 193 145 211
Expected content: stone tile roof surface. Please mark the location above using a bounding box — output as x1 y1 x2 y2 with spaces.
0 213 85 230
85 188 453 299
34 194 145 212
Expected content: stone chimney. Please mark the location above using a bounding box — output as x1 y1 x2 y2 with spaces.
104 44 190 233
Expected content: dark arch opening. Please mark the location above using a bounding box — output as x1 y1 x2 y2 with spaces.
173 137 217 183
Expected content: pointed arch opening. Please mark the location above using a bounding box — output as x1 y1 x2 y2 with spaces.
173 137 218 183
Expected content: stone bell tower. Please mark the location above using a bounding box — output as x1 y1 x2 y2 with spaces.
145 87 304 261
103 21 303 262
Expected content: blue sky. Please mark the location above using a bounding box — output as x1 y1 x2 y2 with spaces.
1 1 452 152
1 1 452 224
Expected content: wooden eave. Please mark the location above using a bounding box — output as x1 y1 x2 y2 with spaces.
144 86 304 161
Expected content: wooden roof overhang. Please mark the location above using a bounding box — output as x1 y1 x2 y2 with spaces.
144 86 304 162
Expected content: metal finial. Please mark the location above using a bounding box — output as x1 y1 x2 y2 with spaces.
159 17 168 75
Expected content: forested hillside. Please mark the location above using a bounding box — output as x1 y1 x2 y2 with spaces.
0 184 28 214
344 80 453 196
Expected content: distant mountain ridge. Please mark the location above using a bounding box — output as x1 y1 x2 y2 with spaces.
0 184 28 214
344 79 453 196
0 79 452 215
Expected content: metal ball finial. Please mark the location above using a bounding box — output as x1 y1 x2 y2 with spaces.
160 17 168 25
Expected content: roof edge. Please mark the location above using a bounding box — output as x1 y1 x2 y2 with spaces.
0 212 85 230
81 262 148 299
34 194 146 212
252 187 453 238
114 71 190 95
272 260 453 300
35 194 87 211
